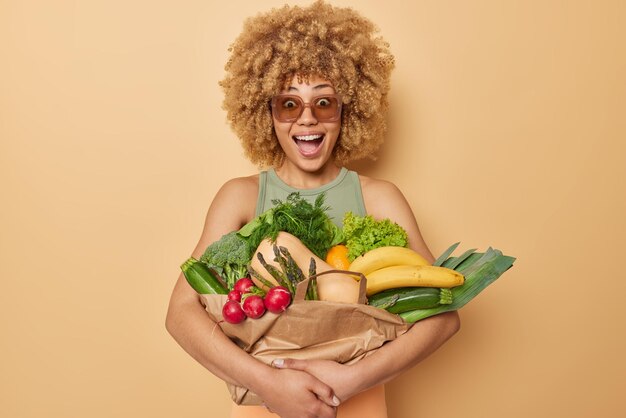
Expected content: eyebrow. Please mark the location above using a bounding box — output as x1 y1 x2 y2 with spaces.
287 83 334 92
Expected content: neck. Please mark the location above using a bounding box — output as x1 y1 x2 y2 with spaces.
274 161 342 189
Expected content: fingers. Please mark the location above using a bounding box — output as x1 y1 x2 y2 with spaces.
273 358 341 406
312 402 338 418
309 379 341 408
262 367 340 418
271 359 342 410
272 358 307 371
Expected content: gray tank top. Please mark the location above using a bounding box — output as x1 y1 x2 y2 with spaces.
255 167 367 227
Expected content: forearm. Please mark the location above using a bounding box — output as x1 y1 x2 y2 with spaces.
166 288 341 416
165 284 269 391
350 311 460 393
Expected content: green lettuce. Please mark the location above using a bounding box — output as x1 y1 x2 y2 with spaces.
342 212 409 261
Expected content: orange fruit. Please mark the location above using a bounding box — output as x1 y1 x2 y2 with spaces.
325 245 351 270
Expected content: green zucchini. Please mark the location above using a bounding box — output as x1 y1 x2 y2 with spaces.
181 257 228 295
368 287 452 314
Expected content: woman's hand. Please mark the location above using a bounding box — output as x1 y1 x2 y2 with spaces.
256 367 341 418
272 358 360 402
270 312 460 404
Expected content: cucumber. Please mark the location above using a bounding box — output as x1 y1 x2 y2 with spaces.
181 257 228 295
368 287 452 314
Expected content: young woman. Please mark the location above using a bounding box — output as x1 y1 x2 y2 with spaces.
166 2 460 417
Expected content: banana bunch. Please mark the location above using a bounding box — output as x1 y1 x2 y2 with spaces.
348 246 465 296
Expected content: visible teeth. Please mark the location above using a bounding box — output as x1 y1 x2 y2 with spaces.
294 134 323 141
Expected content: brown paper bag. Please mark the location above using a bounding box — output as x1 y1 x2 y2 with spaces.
200 273 409 405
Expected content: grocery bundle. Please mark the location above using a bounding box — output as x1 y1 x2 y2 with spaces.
181 193 515 404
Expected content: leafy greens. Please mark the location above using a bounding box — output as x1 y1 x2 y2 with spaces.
199 231 250 290
342 212 409 261
239 192 343 259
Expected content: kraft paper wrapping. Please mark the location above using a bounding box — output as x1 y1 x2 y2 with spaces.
200 277 409 405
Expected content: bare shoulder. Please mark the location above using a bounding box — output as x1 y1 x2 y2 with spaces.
358 174 408 219
358 174 435 262
190 174 259 258
217 174 259 200
212 174 259 224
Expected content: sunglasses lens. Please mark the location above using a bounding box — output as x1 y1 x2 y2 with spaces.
313 96 340 121
273 95 341 122
274 96 303 121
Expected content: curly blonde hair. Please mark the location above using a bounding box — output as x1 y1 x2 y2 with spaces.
220 0 395 167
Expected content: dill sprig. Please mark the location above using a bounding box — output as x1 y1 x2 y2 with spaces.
242 192 342 259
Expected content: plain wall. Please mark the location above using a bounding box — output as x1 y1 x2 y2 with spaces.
1 0 624 417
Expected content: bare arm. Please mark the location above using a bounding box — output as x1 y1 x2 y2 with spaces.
277 178 460 400
351 179 460 391
166 177 262 386
165 177 340 417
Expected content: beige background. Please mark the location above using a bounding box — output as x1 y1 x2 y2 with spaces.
1 0 624 417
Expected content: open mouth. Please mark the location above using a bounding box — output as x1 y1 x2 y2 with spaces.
293 134 325 155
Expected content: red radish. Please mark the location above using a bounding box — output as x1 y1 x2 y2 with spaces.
227 290 242 302
234 277 254 294
264 286 292 314
242 295 266 319
222 300 246 324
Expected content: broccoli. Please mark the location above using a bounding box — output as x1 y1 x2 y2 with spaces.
199 231 252 290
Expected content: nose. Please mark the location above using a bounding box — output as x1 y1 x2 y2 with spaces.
297 104 318 125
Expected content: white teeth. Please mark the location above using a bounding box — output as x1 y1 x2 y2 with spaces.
294 134 324 141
